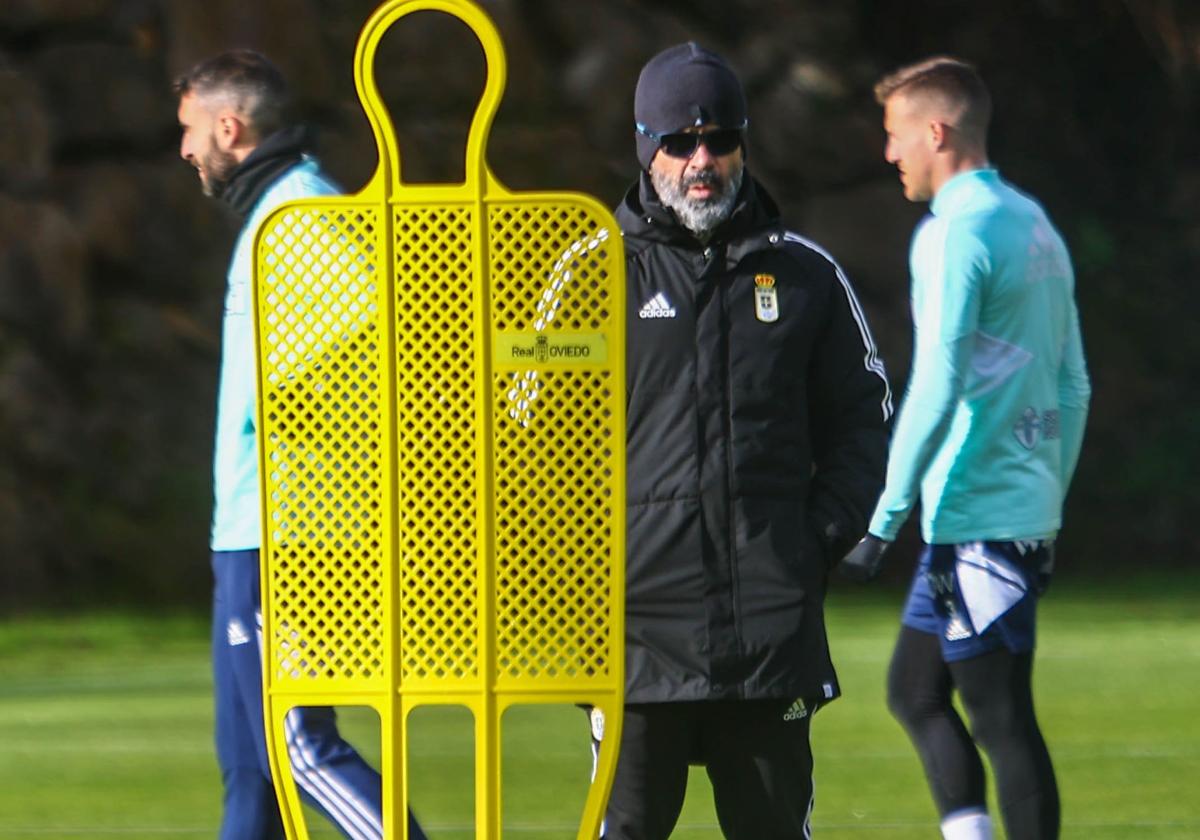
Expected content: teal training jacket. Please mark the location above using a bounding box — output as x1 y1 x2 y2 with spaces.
210 158 337 551
869 168 1091 544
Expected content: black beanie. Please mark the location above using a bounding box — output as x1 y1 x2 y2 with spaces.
634 42 747 170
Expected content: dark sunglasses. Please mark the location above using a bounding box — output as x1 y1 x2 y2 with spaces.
637 122 747 159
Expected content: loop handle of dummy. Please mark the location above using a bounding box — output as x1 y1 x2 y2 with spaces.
354 0 506 195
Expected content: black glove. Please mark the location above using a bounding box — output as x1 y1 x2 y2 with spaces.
1036 540 1055 595
837 534 891 583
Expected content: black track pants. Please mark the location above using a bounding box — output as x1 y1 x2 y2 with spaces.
599 699 817 840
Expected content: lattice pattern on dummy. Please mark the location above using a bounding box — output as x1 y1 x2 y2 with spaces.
493 368 616 683
393 204 481 684
258 206 387 684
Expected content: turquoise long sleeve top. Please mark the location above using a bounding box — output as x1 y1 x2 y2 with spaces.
869 168 1091 544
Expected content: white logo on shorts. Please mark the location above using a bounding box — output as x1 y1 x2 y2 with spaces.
944 604 973 642
227 618 251 646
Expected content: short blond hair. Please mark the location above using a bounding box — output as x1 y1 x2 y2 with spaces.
874 56 991 144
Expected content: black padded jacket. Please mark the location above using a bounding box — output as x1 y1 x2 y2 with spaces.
619 171 892 704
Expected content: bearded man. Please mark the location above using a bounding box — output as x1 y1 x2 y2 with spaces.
586 42 893 840
176 49 428 840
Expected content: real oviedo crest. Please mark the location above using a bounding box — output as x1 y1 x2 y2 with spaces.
754 274 779 323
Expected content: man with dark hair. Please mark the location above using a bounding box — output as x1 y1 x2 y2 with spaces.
176 49 427 840
839 56 1091 840
589 42 892 839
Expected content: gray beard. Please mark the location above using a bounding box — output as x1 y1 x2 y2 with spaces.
651 165 743 239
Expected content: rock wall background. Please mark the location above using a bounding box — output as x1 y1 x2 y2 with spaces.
1 0 1197 609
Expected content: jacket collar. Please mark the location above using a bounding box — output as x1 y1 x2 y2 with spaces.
220 125 312 218
931 167 999 217
616 169 786 262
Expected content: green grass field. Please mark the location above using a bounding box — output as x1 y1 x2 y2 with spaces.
1 577 1197 839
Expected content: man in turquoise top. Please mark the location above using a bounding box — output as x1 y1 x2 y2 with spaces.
839 57 1090 840
177 50 426 840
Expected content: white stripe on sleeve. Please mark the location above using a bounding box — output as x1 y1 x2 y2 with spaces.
785 233 894 420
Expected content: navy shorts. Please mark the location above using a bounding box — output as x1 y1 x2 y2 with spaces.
901 540 1051 662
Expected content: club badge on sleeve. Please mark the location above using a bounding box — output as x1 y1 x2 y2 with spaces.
754 273 779 323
